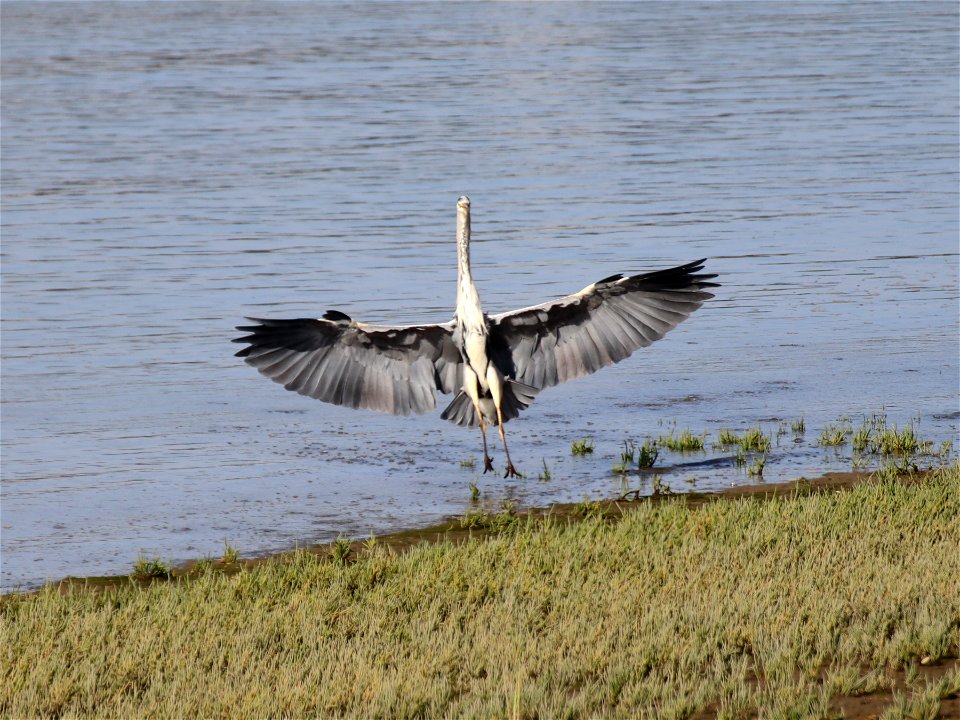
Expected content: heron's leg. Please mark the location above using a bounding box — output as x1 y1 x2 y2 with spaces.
494 405 520 479
464 367 494 473
487 369 520 478
478 417 494 474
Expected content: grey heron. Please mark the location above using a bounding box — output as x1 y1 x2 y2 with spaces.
234 196 718 477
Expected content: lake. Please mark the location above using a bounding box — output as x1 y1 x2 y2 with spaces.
2 1 957 591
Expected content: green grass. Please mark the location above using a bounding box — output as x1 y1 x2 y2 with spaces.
537 459 551 482
746 454 766 477
817 421 851 447
130 555 170 581
614 440 658 474
460 457 476 469
657 428 707 453
791 417 806 435
3 466 958 719
221 542 239 565
570 438 594 456
715 427 771 454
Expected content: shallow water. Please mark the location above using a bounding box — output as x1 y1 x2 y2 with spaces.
2 1 958 591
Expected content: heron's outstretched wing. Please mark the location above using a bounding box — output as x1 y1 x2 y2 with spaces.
489 259 718 390
233 311 462 416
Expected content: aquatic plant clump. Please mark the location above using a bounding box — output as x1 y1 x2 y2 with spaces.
657 428 707 452
570 438 595 456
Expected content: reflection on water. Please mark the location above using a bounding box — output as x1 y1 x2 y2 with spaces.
2 2 957 591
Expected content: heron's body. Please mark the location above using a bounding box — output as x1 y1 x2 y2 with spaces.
235 196 718 477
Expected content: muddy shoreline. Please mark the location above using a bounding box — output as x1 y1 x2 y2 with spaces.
37 468 925 597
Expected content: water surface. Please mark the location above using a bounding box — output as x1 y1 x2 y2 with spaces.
2 1 958 591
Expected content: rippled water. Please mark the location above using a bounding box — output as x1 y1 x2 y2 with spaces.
2 1 957 591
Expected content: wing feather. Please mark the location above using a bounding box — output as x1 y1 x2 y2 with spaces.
490 259 718 389
233 315 461 416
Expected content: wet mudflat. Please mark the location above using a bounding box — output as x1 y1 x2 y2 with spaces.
2 2 958 591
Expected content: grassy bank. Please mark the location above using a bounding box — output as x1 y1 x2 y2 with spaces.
2 466 959 719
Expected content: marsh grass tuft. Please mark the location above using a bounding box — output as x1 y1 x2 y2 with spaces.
716 428 739 447
657 428 706 452
638 439 658 468
817 421 851 447
716 427 771 453
460 457 476 469
131 555 170 581
221 542 239 565
614 439 658 474
469 481 480 502
739 427 771 453
330 536 352 565
570 438 594 456
791 417 806 435
873 422 924 456
747 455 766 478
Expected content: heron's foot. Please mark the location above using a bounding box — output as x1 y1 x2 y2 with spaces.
503 462 522 479
483 455 495 474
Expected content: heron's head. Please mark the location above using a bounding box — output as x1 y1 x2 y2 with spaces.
457 196 471 210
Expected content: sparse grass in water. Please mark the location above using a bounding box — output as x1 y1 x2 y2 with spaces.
873 422 924 456
715 427 770 453
738 426 772 453
5 466 959 719
852 421 873 453
613 440 636 474
469 481 480 502
735 447 747 468
650 475 673 495
817 421 851 447
460 457 476 469
791 417 806 434
657 428 706 452
614 439 658 473
747 455 766 478
537 459 551 482
570 438 594 456
715 428 740 448
940 439 954 460
638 439 658 468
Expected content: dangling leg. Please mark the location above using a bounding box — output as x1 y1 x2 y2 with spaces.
478 416 494 473
464 367 494 473
487 367 520 478
495 405 520 478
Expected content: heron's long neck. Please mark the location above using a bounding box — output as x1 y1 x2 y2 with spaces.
456 206 483 323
